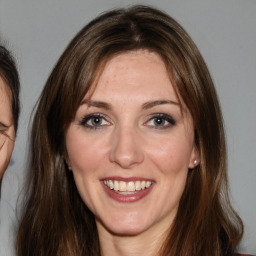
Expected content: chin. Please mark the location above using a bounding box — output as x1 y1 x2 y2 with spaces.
96 213 151 236
106 223 148 236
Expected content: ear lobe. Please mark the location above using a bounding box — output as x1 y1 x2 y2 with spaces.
63 155 72 170
188 145 200 169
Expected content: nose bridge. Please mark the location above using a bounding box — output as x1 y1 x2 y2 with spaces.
109 123 144 168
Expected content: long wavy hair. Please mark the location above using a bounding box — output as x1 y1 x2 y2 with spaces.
16 5 243 256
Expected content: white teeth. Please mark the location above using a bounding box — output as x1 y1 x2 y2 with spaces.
146 181 151 188
127 181 135 192
109 180 114 189
103 180 153 192
119 181 126 192
135 181 141 191
141 181 146 189
114 180 119 191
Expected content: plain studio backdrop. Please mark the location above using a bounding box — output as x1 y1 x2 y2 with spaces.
0 0 255 255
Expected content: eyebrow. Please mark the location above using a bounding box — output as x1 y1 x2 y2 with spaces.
80 99 180 111
142 100 180 110
80 100 112 110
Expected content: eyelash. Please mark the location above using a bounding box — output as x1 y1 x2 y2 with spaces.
145 113 176 129
79 113 176 130
79 113 110 130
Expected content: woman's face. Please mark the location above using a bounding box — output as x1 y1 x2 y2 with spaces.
0 77 15 179
66 50 199 238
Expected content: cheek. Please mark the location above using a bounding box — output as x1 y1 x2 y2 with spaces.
66 131 111 211
147 135 192 210
66 132 108 175
0 155 7 178
146 134 193 175
0 142 14 178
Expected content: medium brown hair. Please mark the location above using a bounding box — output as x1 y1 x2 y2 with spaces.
16 5 243 256
0 45 20 133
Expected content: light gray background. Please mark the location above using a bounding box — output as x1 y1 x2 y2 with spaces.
0 0 255 255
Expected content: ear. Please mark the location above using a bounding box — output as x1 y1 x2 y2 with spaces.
63 154 72 171
188 145 200 169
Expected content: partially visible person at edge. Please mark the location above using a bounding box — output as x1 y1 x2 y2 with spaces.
16 5 253 256
0 45 20 196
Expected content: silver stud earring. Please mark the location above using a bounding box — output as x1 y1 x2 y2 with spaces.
193 159 197 165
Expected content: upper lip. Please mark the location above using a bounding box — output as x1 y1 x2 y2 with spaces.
101 176 155 182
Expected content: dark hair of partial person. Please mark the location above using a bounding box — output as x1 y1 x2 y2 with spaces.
0 45 20 133
16 5 243 256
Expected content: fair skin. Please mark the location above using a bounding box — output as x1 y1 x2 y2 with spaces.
66 50 199 256
0 76 15 180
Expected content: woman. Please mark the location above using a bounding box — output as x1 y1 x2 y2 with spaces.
0 45 20 192
16 5 250 256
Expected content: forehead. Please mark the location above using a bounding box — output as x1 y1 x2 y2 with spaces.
88 50 179 102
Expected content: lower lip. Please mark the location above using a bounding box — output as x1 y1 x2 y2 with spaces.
102 182 154 203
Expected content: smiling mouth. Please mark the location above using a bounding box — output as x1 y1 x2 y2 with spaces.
103 180 153 194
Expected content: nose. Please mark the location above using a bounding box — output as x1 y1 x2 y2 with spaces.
109 125 144 169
